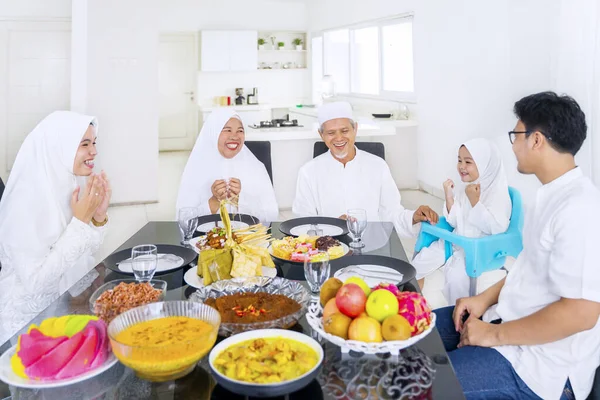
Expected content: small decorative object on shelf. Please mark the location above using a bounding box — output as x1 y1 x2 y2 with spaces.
293 38 303 51
277 41 285 50
257 38 266 51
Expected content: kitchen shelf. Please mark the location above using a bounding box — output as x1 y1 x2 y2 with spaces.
256 68 308 71
258 50 307 53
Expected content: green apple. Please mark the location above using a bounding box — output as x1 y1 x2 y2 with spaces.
366 289 399 322
344 276 371 297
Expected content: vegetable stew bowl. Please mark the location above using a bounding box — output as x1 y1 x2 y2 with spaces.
208 329 324 398
107 301 220 382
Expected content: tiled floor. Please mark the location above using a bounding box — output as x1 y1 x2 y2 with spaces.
97 151 505 310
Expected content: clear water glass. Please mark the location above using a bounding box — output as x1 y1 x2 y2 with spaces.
178 207 199 245
304 250 330 294
347 208 367 249
131 244 158 282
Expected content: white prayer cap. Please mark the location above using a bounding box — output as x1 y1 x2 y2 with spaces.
317 101 354 125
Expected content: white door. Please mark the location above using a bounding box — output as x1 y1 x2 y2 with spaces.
0 20 71 180
228 31 258 71
158 33 198 151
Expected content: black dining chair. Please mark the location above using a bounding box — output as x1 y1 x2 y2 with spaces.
245 141 273 184
313 141 386 160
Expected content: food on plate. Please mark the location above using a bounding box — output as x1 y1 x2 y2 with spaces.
318 276 433 343
344 276 371 297
323 312 352 340
196 227 241 250
315 236 339 251
197 202 275 286
348 315 383 343
204 292 301 325
322 298 340 320
271 235 344 262
213 337 319 383
93 281 163 323
365 289 399 322
335 283 367 318
319 277 343 306
381 314 412 341
113 316 217 374
10 315 110 381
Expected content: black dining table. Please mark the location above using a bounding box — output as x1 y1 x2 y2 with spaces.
0 221 465 400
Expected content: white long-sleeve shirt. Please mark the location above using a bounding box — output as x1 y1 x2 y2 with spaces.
292 149 417 238
0 217 107 344
444 187 510 237
488 168 600 400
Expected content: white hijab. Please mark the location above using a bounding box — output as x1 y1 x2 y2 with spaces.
176 108 278 222
0 111 98 291
459 138 511 223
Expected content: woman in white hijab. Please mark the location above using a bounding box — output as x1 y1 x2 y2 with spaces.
176 108 278 223
412 138 511 304
0 111 111 343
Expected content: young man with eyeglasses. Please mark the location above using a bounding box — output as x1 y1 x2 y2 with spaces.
433 91 600 399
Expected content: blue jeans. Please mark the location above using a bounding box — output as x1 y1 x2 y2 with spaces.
435 306 575 400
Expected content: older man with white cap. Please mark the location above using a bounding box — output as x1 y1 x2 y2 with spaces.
292 101 438 237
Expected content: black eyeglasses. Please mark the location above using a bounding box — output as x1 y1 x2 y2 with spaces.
508 130 552 144
508 130 529 144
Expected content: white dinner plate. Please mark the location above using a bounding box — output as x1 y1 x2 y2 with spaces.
197 220 249 233
117 254 184 273
268 242 350 265
289 224 345 237
184 266 277 289
334 265 404 287
0 346 118 389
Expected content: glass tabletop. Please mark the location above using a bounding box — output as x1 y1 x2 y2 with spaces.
0 221 464 400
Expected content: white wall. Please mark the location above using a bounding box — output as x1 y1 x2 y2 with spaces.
0 0 71 19
308 0 597 208
71 0 160 204
158 0 307 32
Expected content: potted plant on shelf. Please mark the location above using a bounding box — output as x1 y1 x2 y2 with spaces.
277 41 285 50
293 38 303 51
258 38 266 50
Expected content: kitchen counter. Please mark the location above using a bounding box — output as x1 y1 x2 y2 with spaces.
245 119 418 141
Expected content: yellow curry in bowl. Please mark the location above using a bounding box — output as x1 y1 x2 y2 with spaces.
213 337 319 384
111 316 218 381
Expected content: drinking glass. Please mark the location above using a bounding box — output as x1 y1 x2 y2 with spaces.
304 250 330 294
178 207 199 245
347 208 367 249
131 244 158 282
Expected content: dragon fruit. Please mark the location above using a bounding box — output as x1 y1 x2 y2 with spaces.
396 292 432 336
10 315 110 381
371 282 400 297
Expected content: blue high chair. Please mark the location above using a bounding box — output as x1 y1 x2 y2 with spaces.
414 187 524 296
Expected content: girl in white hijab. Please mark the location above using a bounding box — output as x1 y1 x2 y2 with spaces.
0 111 111 343
412 138 511 304
176 108 278 223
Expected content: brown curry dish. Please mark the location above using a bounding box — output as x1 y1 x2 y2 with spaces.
204 292 301 324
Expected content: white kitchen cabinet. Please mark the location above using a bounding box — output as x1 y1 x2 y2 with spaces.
200 30 257 72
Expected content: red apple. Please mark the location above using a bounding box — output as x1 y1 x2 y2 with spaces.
335 283 367 318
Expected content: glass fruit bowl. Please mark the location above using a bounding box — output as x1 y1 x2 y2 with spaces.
107 301 220 382
189 277 311 337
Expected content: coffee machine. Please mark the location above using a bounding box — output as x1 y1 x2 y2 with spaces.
247 87 259 105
